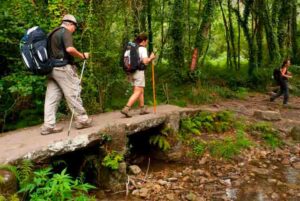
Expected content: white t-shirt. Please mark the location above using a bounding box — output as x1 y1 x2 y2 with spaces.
138 46 148 61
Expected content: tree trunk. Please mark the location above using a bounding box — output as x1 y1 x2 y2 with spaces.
218 0 231 69
193 0 215 70
147 0 153 53
291 0 298 64
170 0 184 70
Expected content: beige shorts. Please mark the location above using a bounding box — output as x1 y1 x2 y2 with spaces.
128 70 145 87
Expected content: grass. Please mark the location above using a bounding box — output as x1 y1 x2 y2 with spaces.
208 130 252 159
179 111 253 159
248 121 283 148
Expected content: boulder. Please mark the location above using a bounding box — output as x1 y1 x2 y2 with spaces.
253 110 281 121
0 170 17 196
128 165 141 175
290 126 300 141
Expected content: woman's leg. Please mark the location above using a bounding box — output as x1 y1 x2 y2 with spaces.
282 80 289 104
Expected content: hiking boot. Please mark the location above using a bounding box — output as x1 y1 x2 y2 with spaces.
139 106 150 115
41 126 63 135
121 106 132 118
75 118 93 129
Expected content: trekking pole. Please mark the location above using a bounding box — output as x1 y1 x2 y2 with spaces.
67 60 87 136
151 61 156 114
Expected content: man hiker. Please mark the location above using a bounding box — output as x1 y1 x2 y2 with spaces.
41 14 92 135
121 33 156 117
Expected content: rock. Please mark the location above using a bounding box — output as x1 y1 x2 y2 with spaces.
167 177 178 182
193 169 206 176
267 178 277 184
186 192 197 201
139 188 149 198
166 142 184 161
128 165 141 175
253 110 281 121
281 158 290 165
271 192 280 200
132 188 149 198
290 126 300 141
292 161 300 169
158 179 168 186
166 193 176 200
251 167 269 176
132 189 140 196
182 176 191 182
0 170 17 196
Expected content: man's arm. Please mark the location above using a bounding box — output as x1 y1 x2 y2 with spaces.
66 47 89 59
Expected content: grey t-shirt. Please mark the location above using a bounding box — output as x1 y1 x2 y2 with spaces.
50 27 73 63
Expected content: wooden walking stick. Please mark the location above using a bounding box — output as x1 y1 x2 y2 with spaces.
151 61 156 114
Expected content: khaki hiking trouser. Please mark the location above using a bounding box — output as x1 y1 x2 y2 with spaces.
43 64 88 128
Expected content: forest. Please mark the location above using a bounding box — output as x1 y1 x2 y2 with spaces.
1 0 300 132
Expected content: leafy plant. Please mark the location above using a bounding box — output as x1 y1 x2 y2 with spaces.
19 168 96 201
248 121 282 148
0 194 19 201
208 130 252 159
149 135 171 151
262 133 282 148
190 139 206 156
180 117 201 138
102 151 124 170
149 126 172 151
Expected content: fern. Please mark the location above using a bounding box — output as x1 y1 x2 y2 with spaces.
149 135 170 151
181 118 201 135
19 167 95 200
19 160 33 186
102 151 124 170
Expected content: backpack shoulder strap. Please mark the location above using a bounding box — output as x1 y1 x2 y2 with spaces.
47 27 66 58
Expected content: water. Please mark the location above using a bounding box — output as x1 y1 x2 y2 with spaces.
93 159 300 200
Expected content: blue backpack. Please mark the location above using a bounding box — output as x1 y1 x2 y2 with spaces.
20 26 68 75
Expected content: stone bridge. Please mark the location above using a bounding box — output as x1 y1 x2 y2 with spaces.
0 105 203 165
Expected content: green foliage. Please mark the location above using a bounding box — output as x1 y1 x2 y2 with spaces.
0 194 19 201
249 121 282 148
0 161 95 200
0 0 299 132
0 73 45 131
0 175 3 184
149 135 171 151
208 130 252 159
249 121 273 133
180 111 234 138
19 168 96 201
102 151 124 170
190 139 206 156
262 133 282 148
149 126 172 151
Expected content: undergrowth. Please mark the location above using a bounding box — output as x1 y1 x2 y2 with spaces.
179 111 253 159
248 121 283 148
0 160 96 200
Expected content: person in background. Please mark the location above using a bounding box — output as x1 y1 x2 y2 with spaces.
270 59 292 106
41 14 92 135
121 33 155 117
